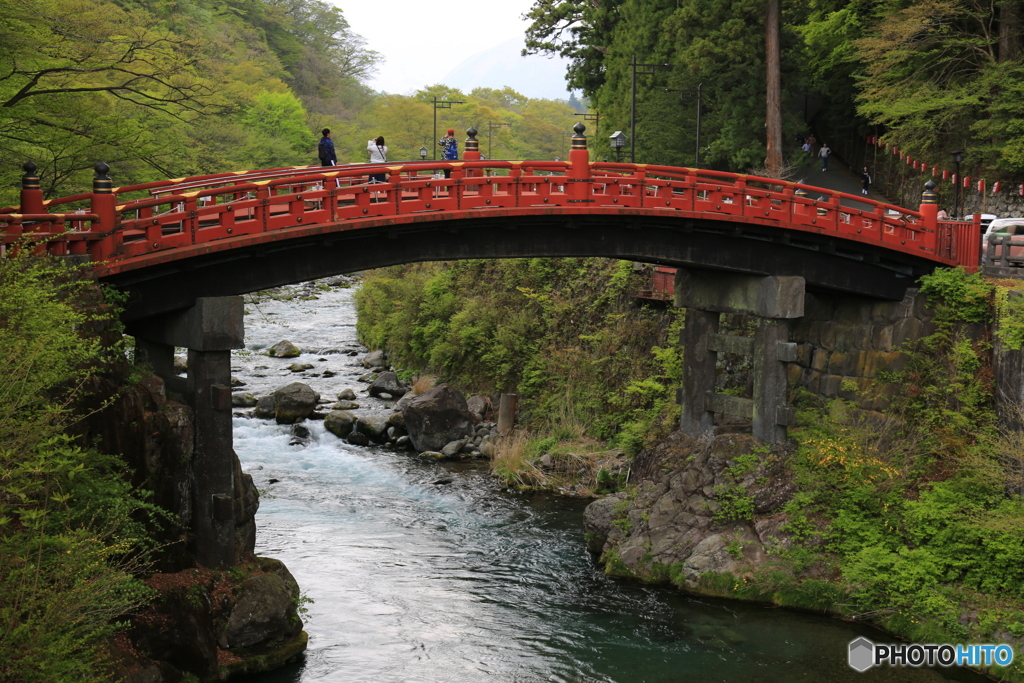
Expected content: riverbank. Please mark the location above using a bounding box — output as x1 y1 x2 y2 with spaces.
355 259 1024 682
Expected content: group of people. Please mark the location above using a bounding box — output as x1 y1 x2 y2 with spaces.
317 128 460 182
798 132 873 195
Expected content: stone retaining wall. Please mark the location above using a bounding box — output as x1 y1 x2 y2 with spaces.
784 288 938 413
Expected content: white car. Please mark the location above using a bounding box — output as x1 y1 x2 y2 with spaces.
966 213 997 231
981 217 1024 266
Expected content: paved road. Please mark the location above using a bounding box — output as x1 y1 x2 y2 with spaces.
790 151 900 210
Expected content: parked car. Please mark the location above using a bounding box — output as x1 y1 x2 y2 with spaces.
981 217 1024 266
966 213 997 234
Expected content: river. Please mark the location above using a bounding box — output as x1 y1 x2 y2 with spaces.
231 280 988 683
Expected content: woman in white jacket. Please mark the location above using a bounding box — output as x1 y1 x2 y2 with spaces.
368 136 387 183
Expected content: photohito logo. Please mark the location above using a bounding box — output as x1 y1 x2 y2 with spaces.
848 637 1015 671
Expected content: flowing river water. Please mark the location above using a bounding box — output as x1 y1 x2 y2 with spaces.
231 280 988 683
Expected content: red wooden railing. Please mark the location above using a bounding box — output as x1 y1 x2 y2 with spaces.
1 129 981 277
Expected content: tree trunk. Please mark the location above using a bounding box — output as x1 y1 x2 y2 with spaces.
999 0 1022 63
765 0 782 175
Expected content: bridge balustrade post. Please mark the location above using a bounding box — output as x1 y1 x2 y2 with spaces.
19 162 45 215
254 184 271 234
463 128 480 178
450 164 465 206
568 122 591 204
918 179 940 255
89 162 117 261
793 187 808 218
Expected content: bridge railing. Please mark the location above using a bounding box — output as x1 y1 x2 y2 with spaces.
2 128 979 274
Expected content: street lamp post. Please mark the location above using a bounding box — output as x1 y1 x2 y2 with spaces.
432 97 466 160
664 84 702 166
951 150 965 218
487 121 511 159
630 55 671 163
609 131 627 162
419 146 428 161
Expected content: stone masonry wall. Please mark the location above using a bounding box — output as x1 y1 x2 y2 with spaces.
785 287 937 412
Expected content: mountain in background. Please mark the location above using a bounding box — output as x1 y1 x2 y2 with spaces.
440 38 575 102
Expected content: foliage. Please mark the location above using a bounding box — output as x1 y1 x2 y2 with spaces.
0 256 121 454
522 0 1024 180
0 254 160 681
357 259 681 454
995 285 1024 351
919 267 994 324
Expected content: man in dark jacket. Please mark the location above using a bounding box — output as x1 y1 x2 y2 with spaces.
318 129 337 166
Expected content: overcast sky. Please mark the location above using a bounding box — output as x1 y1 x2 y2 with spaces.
338 0 543 95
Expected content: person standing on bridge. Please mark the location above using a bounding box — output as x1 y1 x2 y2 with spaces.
367 136 388 184
819 142 831 171
318 129 337 167
438 129 458 179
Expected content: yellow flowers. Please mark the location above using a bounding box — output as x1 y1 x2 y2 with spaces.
800 436 899 482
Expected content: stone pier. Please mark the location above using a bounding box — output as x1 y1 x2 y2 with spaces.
675 269 803 443
128 297 244 568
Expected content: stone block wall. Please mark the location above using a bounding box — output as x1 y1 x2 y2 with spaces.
784 288 937 412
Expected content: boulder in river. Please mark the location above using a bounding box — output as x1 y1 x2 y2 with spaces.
324 410 357 438
355 416 389 442
362 350 387 369
268 340 301 358
337 388 357 401
271 383 319 424
288 363 314 373
331 400 360 410
220 558 303 649
401 384 476 452
232 392 258 407
368 372 408 398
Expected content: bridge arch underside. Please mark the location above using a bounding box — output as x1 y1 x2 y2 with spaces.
105 212 938 322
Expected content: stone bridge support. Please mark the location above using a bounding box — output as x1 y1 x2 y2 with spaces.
128 297 244 568
675 270 804 443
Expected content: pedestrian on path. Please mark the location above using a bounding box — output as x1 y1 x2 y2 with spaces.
819 143 831 171
860 167 871 195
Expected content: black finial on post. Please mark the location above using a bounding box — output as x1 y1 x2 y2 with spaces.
21 161 40 190
465 127 480 157
93 162 112 194
571 122 587 152
921 179 938 204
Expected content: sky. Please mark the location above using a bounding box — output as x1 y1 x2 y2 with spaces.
338 0 566 97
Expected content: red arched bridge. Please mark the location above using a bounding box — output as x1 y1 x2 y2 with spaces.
0 125 985 568
2 125 979 322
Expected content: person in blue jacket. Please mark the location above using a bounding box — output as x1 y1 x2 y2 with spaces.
318 129 337 166
438 128 457 178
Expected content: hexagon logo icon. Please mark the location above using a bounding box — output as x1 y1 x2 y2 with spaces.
848 637 875 672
